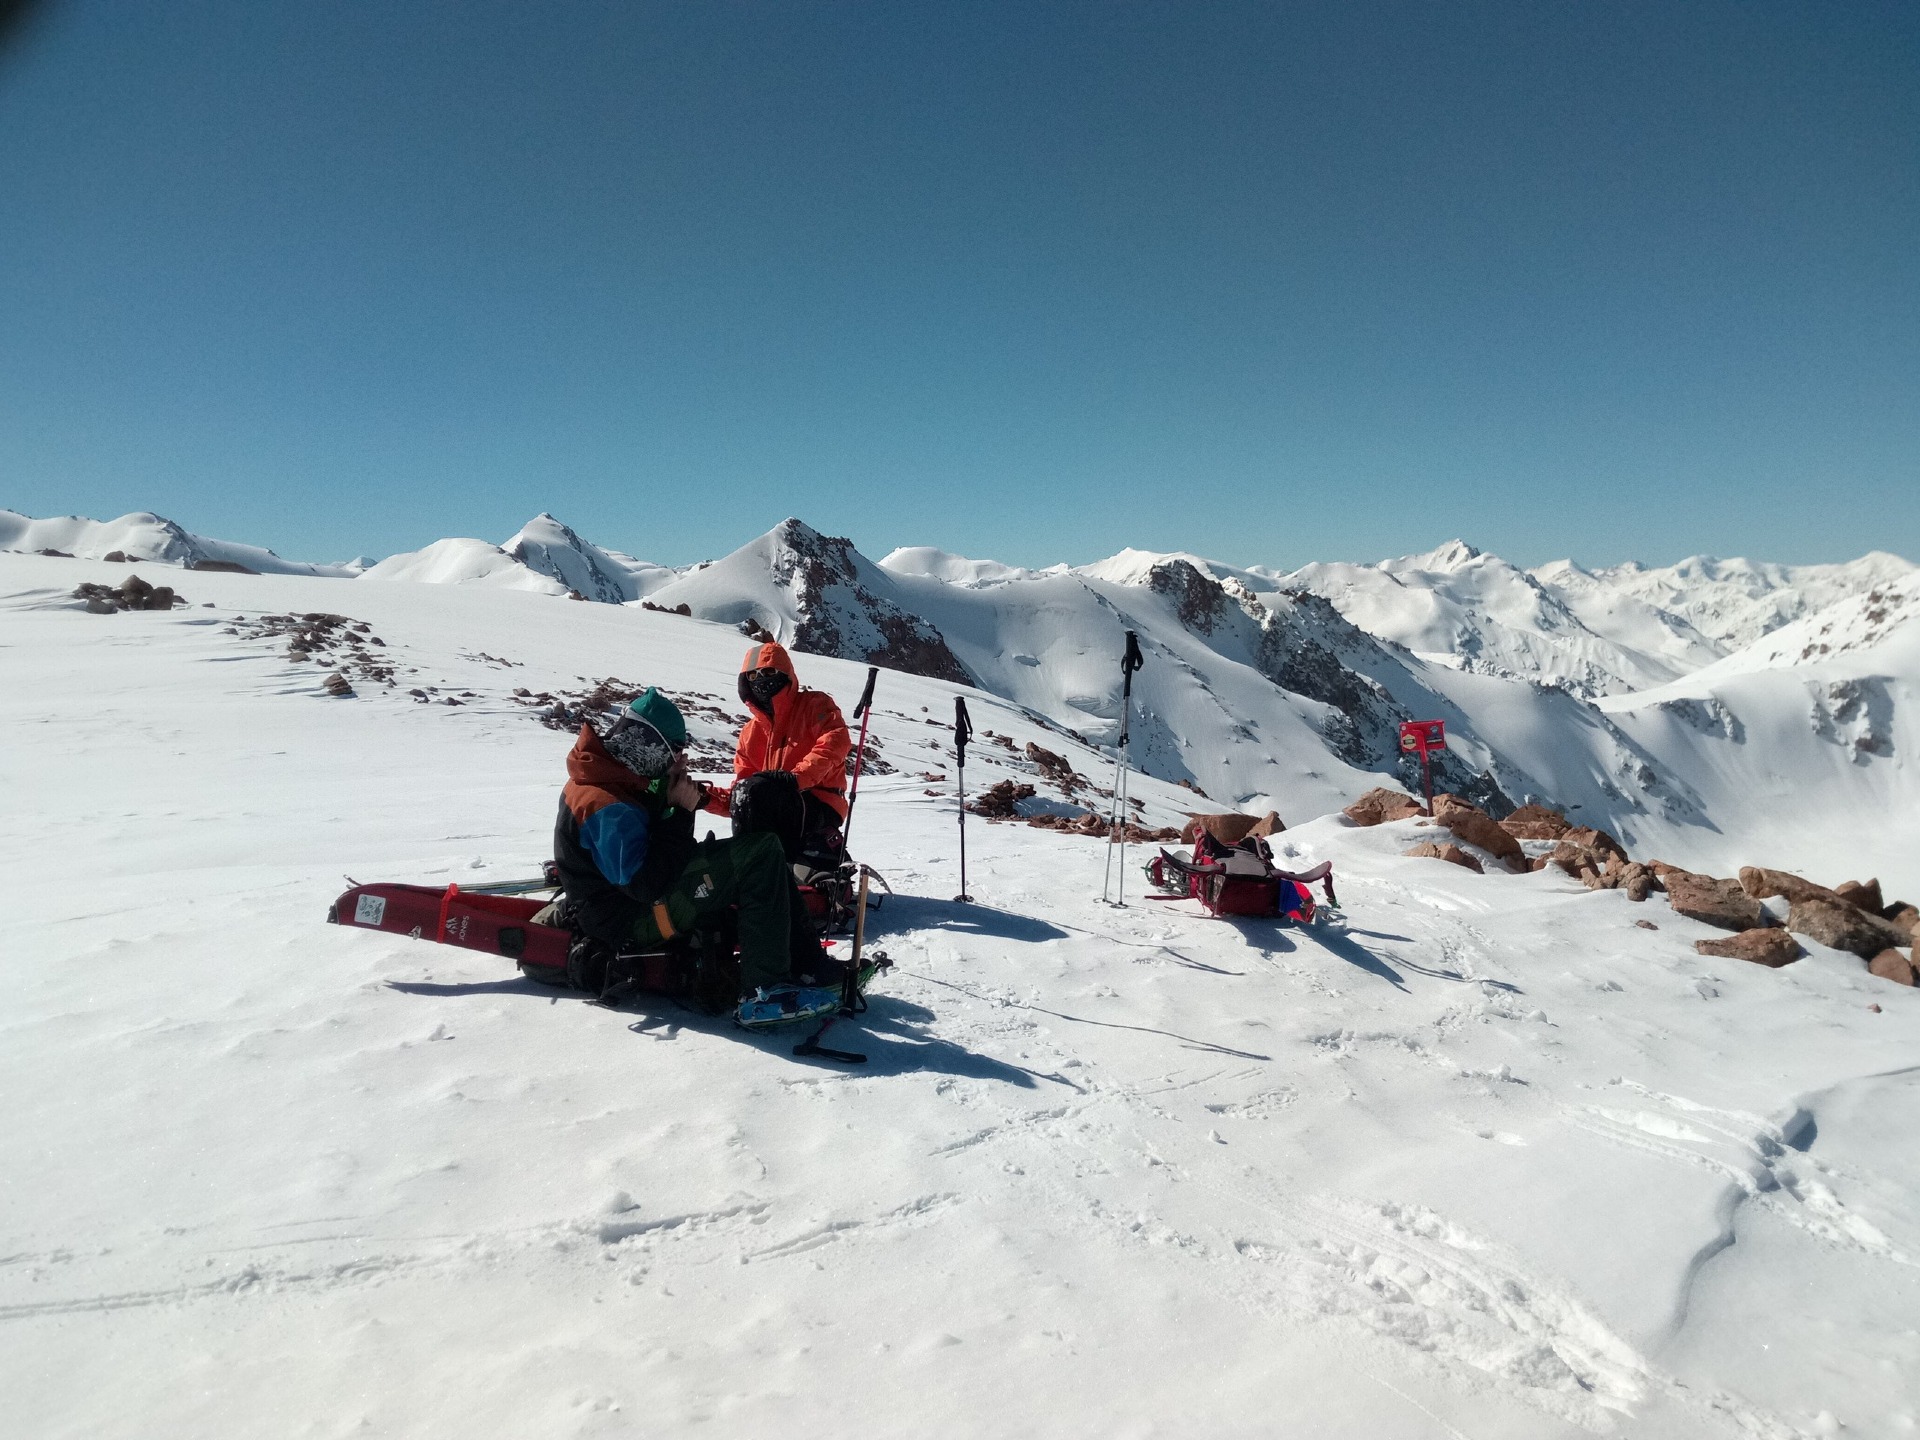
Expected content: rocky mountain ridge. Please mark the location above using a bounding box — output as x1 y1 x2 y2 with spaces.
7 506 1913 873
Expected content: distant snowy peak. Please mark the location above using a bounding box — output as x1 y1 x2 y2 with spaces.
1676 576 1920 684
501 513 672 604
1580 551 1916 651
647 520 974 684
359 538 569 594
1381 537 1484 574
1277 546 1690 697
1072 547 1233 589
1271 541 1916 699
0 508 355 577
1526 558 1725 675
877 547 1039 587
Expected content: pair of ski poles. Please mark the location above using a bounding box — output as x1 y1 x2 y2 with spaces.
845 666 985 911
835 662 980 906
1101 630 1145 907
952 629 1144 908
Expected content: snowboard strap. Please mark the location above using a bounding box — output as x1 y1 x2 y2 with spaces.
436 883 460 943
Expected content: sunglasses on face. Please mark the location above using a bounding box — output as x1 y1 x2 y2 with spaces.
741 668 791 711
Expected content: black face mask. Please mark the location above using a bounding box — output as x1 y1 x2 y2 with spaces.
740 667 791 716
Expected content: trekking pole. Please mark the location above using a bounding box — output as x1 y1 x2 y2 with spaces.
953 695 974 902
837 666 880 865
1101 630 1146 906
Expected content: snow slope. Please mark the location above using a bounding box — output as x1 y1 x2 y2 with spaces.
4 549 1919 1439
1589 579 1920 885
0 508 359 576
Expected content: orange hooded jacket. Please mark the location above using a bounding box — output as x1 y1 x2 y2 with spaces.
705 642 853 819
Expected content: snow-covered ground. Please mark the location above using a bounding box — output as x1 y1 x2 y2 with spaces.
5 551 1917 1439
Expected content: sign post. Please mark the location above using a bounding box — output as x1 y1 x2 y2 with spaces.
1398 719 1447 814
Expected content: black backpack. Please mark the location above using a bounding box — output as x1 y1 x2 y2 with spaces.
730 770 805 860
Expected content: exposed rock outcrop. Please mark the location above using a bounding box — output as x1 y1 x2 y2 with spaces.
1617 862 1655 902
1147 559 1231 636
1834 879 1884 914
1868 949 1917 986
1499 804 1570 841
1343 788 1424 827
1432 794 1526 870
1694 929 1802 967
970 780 1036 818
503 513 652 604
1787 898 1911 959
1025 742 1089 795
74 575 182 613
1739 867 1843 906
1562 826 1626 863
774 523 975 685
1405 841 1482 873
1665 873 1768 932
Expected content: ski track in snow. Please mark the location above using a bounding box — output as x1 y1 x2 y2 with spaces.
5 554 1920 1439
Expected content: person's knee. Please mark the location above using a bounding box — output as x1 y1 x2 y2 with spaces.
734 829 785 879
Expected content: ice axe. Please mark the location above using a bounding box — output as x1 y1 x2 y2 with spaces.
953 695 974 902
1101 630 1146 906
836 666 879 865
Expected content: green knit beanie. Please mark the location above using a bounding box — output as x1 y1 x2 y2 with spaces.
626 687 687 749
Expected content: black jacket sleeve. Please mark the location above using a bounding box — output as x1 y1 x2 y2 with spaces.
626 805 698 906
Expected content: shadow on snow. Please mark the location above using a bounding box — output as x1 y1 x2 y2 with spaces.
386 976 1048 1087
875 893 1071 945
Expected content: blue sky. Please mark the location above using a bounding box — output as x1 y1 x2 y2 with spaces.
1 1 1914 570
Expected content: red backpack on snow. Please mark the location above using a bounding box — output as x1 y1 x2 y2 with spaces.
1145 831 1337 921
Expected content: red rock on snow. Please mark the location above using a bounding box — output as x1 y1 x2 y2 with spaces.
1344 788 1424 827
1666 873 1768 932
1694 928 1802 967
1835 879 1885 914
1498 804 1570 841
1867 949 1917 986
1431 798 1526 871
1740 867 1842 906
1787 898 1910 959
1404 841 1483 874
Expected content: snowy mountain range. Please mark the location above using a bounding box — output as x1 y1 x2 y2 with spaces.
5 504 1914 883
6 514 1919 1437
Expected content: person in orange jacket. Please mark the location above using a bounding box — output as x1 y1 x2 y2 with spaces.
705 641 853 844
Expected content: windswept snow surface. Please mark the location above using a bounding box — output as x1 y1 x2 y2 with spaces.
5 551 1919 1439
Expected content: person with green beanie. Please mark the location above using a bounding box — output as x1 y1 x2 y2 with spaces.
551 687 814 994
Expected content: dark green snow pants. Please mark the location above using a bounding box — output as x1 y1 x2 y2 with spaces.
628 830 804 993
